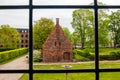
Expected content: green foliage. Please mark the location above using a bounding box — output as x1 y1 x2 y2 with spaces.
0 47 15 52
33 18 54 49
33 50 42 62
71 32 81 49
98 9 109 47
71 9 94 49
0 25 20 48
0 48 28 63
109 10 120 48
110 51 120 59
73 49 91 61
62 27 71 41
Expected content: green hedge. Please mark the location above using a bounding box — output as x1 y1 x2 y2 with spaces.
110 51 120 60
73 49 120 61
0 47 15 52
73 49 92 61
0 48 28 63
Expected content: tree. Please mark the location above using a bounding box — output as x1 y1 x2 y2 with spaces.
108 10 120 48
71 9 94 49
0 25 20 48
98 9 109 47
62 27 71 41
71 32 81 49
33 18 55 49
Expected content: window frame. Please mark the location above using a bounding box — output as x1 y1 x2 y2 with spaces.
0 0 120 80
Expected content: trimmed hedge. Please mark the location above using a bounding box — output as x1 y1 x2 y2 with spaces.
0 47 15 52
0 48 28 63
110 51 120 60
73 49 92 61
73 49 120 61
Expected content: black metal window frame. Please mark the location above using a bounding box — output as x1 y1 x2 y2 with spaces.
0 0 120 80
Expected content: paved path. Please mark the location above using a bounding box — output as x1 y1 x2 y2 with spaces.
0 55 29 80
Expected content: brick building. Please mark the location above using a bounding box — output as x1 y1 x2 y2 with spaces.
42 18 73 62
17 28 29 48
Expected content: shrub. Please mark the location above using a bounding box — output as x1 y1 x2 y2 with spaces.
0 47 15 52
74 54 90 61
99 54 112 60
110 51 120 60
0 48 28 63
73 49 91 61
33 50 42 62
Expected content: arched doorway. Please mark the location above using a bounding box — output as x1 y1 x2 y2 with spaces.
63 52 70 61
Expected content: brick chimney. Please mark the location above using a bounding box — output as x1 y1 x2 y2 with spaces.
56 18 59 26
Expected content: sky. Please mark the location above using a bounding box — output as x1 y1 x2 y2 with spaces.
0 0 120 33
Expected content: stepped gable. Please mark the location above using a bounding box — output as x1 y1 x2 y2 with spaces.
42 18 73 62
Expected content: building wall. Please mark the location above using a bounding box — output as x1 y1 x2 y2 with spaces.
17 28 29 48
42 19 72 62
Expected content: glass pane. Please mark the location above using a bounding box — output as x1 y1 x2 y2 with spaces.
100 72 120 80
33 0 93 5
0 0 29 5
0 10 29 70
98 0 120 5
33 9 95 69
98 9 120 68
34 73 95 80
0 73 29 80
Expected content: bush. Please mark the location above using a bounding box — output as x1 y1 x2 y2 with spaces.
0 48 28 63
0 47 15 52
74 54 90 61
110 51 120 60
73 49 92 61
33 50 42 62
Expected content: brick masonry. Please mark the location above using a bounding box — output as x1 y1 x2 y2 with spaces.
42 18 73 62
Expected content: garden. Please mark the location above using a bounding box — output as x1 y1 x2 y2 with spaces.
18 48 120 80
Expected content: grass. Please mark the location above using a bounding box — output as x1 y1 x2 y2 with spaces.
34 63 94 70
20 61 120 80
19 74 29 80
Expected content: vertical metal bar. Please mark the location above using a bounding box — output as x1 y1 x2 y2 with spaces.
29 0 33 80
94 0 99 80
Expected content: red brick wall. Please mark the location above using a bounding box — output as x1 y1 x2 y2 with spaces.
42 19 72 62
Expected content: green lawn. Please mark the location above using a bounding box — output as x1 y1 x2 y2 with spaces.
19 61 120 80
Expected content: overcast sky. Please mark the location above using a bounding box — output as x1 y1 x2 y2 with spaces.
0 0 120 32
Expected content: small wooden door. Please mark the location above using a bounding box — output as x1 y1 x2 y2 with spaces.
63 52 70 61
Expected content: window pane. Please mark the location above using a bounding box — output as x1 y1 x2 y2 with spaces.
33 9 95 69
98 0 120 5
0 73 29 80
34 73 95 80
98 9 120 68
33 0 93 5
0 10 29 70
100 72 120 80
0 0 29 5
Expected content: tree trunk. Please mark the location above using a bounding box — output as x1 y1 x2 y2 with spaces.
81 37 84 49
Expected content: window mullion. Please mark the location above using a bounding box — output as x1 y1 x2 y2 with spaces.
94 0 99 80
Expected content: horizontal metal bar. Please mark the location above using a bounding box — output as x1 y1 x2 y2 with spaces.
0 68 120 73
0 5 29 9
0 5 120 9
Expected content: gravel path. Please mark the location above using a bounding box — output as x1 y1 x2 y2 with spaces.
0 55 29 80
